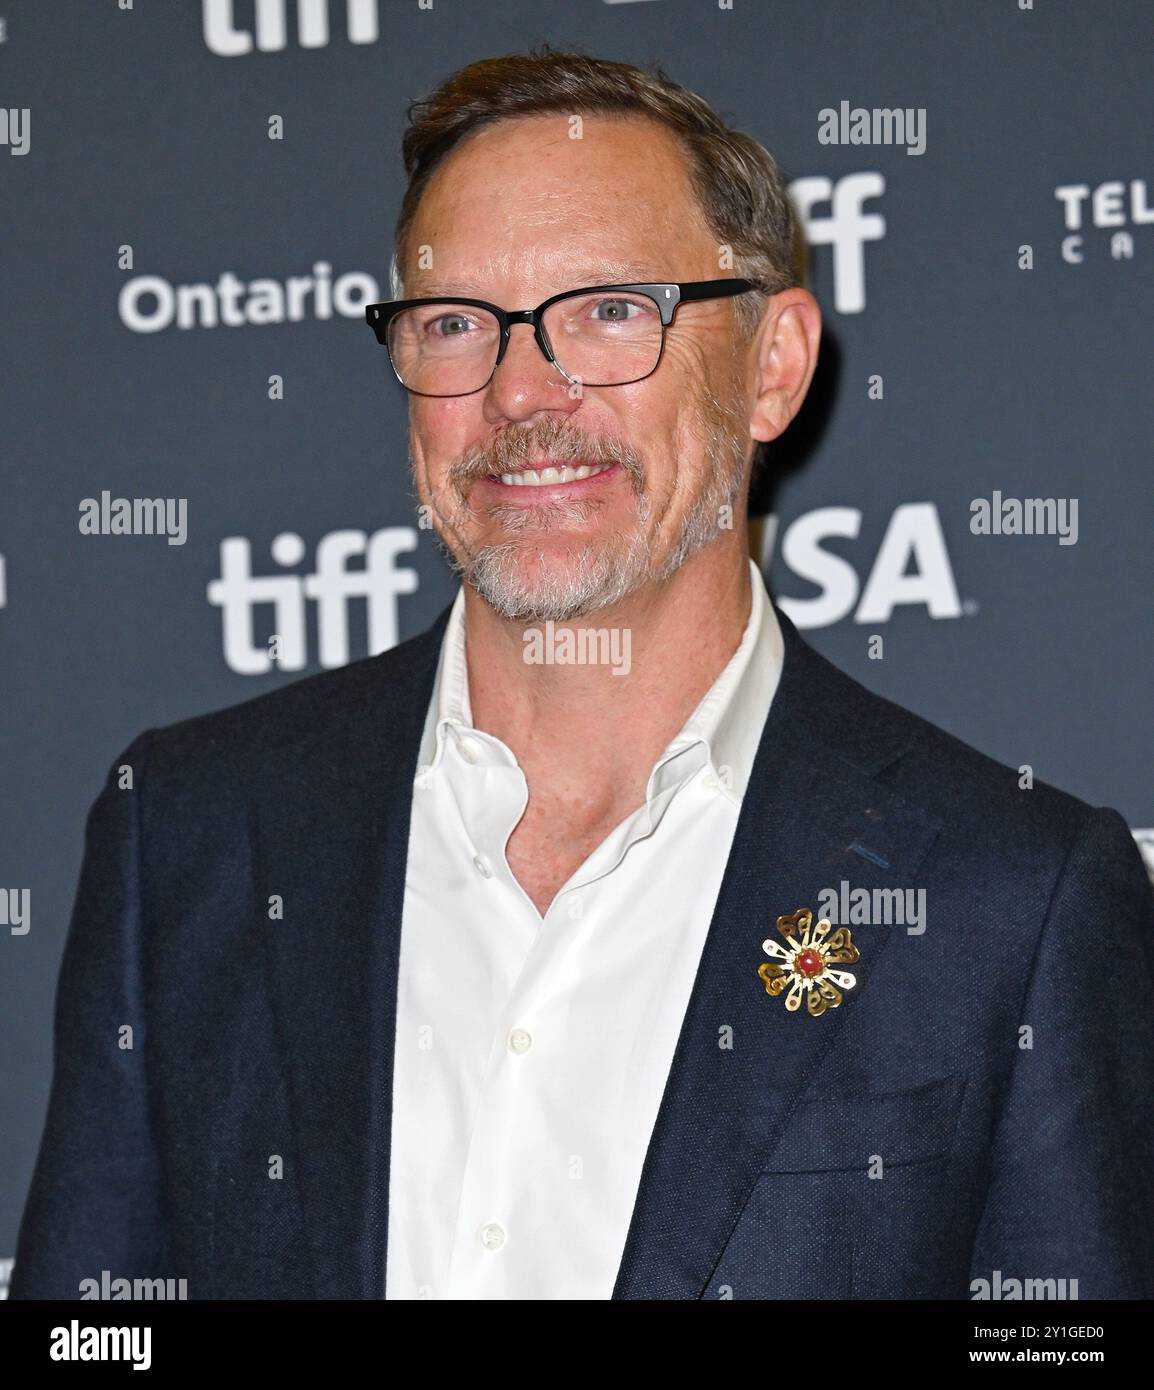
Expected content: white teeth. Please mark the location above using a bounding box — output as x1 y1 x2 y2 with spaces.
496 463 611 486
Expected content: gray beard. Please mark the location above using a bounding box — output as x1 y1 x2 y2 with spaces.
436 432 748 624
425 366 752 623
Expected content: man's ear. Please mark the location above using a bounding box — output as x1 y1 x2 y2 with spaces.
748 289 822 445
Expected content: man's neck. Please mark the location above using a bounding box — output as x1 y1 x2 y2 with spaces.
464 537 755 819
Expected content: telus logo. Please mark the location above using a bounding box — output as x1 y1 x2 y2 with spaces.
760 503 963 628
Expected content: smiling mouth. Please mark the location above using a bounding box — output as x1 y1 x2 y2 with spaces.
494 463 615 487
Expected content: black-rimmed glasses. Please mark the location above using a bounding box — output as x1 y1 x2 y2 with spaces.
364 279 761 397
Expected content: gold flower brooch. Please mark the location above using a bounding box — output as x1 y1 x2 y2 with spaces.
758 908 861 1017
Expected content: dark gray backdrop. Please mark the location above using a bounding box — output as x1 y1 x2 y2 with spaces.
3 0 1152 1290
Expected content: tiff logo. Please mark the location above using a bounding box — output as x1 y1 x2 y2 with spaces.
203 0 379 55
207 528 418 675
789 173 885 314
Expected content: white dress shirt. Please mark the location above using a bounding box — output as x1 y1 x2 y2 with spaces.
385 559 784 1300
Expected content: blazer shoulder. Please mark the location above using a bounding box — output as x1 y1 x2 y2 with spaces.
784 619 1100 845
120 612 448 790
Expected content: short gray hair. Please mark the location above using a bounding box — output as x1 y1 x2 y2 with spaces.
392 45 804 337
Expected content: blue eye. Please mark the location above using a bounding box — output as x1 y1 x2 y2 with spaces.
430 313 474 337
591 299 640 322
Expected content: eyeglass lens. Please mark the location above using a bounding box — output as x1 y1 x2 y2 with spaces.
386 290 664 395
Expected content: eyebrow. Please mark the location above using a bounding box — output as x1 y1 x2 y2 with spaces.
407 264 671 299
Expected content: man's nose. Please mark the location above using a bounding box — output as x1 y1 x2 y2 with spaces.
481 322 579 425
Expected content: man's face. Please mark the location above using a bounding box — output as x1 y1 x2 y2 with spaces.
402 113 756 622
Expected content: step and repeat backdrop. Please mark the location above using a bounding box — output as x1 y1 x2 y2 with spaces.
2 0 1152 1291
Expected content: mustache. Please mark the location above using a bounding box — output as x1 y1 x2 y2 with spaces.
447 418 645 493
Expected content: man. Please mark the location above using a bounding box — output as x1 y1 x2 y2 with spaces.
12 48 1154 1301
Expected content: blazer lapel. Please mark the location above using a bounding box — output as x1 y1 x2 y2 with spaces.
252 607 450 1298
612 602 943 1299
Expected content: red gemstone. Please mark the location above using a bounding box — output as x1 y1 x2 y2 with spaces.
796 948 824 978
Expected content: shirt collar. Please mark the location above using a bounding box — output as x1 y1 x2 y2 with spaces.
415 580 474 779
647 557 782 804
416 557 783 805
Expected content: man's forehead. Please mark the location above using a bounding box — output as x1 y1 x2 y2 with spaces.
413 112 700 223
409 257 676 297
402 114 714 295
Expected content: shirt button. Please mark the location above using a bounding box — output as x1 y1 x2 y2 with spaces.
701 771 720 795
507 1027 533 1055
473 853 493 879
457 738 480 764
480 1222 506 1252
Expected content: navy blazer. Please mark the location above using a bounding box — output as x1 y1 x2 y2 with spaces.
11 591 1154 1299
